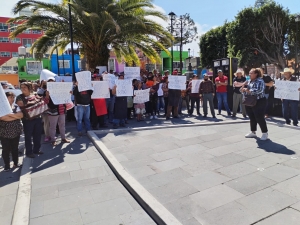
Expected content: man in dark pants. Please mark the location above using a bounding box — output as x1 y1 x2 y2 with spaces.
200 74 216 118
262 69 274 118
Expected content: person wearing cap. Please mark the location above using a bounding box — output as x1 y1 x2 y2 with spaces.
187 74 200 116
232 69 247 118
1 82 8 90
280 68 300 126
215 70 231 116
200 74 216 118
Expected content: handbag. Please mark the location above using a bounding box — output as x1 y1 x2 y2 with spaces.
242 94 257 107
20 94 49 119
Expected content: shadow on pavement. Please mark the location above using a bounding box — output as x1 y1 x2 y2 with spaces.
256 139 295 155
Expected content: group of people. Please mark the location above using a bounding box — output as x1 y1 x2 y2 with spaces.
0 66 299 172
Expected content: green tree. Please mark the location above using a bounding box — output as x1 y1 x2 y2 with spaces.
9 0 172 70
199 23 228 68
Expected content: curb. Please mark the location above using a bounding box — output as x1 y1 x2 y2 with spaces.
88 131 183 225
93 119 250 134
12 156 32 225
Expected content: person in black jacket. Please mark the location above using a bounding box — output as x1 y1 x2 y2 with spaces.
73 83 93 136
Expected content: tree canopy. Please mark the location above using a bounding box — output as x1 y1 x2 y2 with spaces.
9 0 173 69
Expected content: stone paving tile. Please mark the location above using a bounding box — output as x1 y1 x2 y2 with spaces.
235 147 267 159
205 143 241 157
195 201 261 225
123 149 156 161
255 208 300 225
121 157 156 169
149 158 187 172
185 171 231 191
201 139 232 149
216 161 258 179
79 158 106 169
125 166 156 179
282 158 300 170
181 160 222 176
236 188 297 218
182 217 202 225
85 217 123 225
79 197 134 224
272 175 300 199
0 194 16 218
120 209 156 225
225 173 276 196
31 172 72 190
189 184 244 211
30 208 84 225
258 164 300 182
210 153 248 167
244 154 287 169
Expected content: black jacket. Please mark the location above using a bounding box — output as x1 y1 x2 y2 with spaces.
73 86 93 105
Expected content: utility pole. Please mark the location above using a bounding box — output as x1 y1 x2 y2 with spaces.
168 12 176 74
179 16 183 74
68 0 76 81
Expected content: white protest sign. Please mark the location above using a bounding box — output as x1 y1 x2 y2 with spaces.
96 66 107 74
91 81 110 99
124 67 140 80
47 82 73 105
0 86 12 117
116 79 133 97
40 69 57 82
192 80 201 93
75 71 92 92
168 75 186 90
56 76 73 82
157 83 163 96
5 89 22 97
103 73 117 89
275 80 300 101
134 89 150 103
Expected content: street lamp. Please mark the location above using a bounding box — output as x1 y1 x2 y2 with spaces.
295 14 300 77
68 0 76 81
168 11 176 73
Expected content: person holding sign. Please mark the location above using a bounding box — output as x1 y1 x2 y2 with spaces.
112 73 128 129
134 81 146 122
0 92 23 171
241 68 268 141
280 68 300 126
166 72 182 120
187 75 201 116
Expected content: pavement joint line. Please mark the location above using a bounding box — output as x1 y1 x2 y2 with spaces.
88 131 183 225
93 119 250 134
12 156 32 225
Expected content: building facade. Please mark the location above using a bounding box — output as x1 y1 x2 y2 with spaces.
0 17 44 68
161 50 189 73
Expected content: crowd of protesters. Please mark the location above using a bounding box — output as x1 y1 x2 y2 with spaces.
0 66 299 171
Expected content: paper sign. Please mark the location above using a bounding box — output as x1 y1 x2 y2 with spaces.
124 67 140 80
40 69 57 82
47 82 73 105
56 76 73 82
91 81 110 99
192 80 201 93
5 89 22 97
103 73 117 89
168 75 186 90
275 80 300 101
0 85 13 117
116 80 133 97
157 83 163 96
96 66 107 74
75 71 92 92
134 89 150 103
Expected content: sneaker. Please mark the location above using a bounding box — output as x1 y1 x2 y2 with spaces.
150 116 153 119
154 116 158 119
260 133 268 141
245 132 257 138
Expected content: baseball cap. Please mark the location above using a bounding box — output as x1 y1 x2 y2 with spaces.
47 78 55 81
217 69 223 73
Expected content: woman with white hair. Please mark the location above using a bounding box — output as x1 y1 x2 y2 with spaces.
232 69 247 118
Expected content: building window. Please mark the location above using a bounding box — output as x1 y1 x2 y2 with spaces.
0 23 8 32
12 52 18 57
0 52 11 57
32 29 42 34
9 23 18 32
58 60 70 68
23 29 31 34
108 58 115 71
0 37 9 43
26 61 43 75
1 66 12 71
10 38 21 43
23 38 32 47
78 60 81 69
13 66 18 71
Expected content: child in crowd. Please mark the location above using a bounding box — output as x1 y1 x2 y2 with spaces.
134 81 146 122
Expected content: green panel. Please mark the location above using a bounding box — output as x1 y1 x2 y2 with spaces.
17 58 51 81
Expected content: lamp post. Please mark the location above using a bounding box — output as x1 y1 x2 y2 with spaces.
68 0 76 81
295 14 300 77
168 12 176 73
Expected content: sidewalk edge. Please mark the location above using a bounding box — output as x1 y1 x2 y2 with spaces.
88 131 183 225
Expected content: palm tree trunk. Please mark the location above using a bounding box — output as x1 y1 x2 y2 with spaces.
85 47 110 71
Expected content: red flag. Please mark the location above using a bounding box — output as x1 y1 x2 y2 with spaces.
93 99 107 116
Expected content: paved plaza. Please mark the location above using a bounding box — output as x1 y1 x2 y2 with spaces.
95 122 300 225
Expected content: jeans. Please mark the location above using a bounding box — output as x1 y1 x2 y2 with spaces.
190 97 200 115
106 96 115 123
77 105 91 132
203 93 215 116
157 96 165 110
232 92 246 116
282 99 299 125
246 98 268 133
22 117 42 155
216 92 231 114
0 135 20 169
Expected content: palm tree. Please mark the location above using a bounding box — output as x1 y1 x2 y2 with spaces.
9 0 172 70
